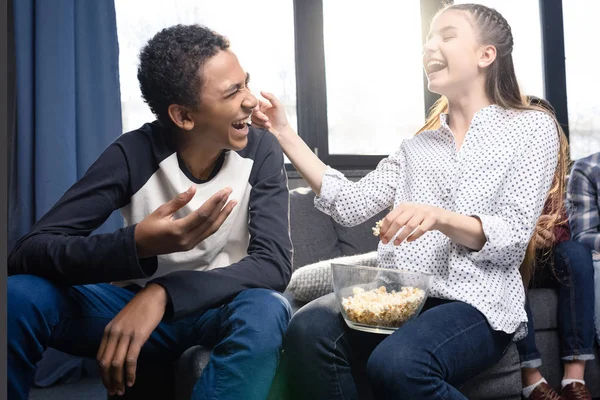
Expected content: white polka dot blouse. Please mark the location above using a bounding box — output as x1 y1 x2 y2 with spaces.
315 105 559 340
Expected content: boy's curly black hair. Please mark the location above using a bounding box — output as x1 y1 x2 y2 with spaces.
137 24 230 125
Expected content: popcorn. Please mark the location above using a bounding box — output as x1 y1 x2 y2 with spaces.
342 286 425 327
372 219 383 236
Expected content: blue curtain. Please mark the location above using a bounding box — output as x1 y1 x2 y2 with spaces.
9 0 123 252
10 0 123 386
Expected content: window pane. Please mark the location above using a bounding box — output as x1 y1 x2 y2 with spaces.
453 0 545 99
323 1 425 155
563 0 600 159
114 0 297 134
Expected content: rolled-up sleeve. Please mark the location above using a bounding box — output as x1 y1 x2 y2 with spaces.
468 113 560 268
314 146 406 227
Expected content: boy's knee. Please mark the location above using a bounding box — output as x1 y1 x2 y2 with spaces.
230 289 291 336
8 275 63 329
9 275 59 309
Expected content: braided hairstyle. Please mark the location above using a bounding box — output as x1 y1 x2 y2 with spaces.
416 3 570 287
450 4 520 106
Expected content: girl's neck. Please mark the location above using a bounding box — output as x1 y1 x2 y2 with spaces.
445 89 492 151
446 90 493 148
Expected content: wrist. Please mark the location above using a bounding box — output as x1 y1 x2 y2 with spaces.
277 125 296 144
134 223 152 259
142 283 169 310
435 208 453 231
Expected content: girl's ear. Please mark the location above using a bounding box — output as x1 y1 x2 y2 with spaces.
478 44 497 69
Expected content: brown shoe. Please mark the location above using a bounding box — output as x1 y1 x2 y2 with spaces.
560 382 592 400
528 382 565 400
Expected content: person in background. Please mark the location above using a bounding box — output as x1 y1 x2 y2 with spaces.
516 201 595 399
568 151 600 348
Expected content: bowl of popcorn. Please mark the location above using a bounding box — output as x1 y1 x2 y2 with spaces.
331 263 432 334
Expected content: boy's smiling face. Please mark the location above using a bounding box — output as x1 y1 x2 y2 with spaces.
171 50 258 151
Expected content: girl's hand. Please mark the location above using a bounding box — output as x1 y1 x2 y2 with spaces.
251 91 294 139
378 202 447 245
534 215 555 248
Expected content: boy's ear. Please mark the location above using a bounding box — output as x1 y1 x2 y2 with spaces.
168 104 195 131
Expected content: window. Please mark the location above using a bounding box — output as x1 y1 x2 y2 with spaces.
452 0 545 99
114 0 297 134
563 0 600 159
114 0 588 170
322 1 425 155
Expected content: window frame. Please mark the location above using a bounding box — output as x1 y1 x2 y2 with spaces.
289 0 570 172
539 0 569 139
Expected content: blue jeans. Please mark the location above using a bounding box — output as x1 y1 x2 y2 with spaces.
593 252 600 345
516 241 596 368
7 275 291 400
275 293 513 400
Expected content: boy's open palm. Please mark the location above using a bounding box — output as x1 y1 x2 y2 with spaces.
134 185 237 259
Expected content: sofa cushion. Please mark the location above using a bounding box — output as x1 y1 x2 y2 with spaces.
535 330 563 390
285 252 377 303
334 210 386 256
290 188 341 269
174 346 212 400
457 343 521 399
282 290 307 315
528 288 558 330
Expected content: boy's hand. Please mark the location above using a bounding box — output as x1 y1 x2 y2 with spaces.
97 283 167 396
251 91 293 139
134 186 237 259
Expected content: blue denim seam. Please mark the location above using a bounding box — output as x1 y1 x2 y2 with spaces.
554 243 598 358
332 330 348 400
210 302 238 400
595 259 600 345
596 312 600 344
565 251 582 357
211 350 235 400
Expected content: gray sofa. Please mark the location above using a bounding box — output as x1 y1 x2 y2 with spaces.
109 186 600 399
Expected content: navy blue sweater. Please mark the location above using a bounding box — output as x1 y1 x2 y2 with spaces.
8 122 293 320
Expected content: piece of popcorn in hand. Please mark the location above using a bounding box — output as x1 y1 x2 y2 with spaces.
372 219 383 237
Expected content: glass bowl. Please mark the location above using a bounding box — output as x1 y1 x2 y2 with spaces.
331 263 433 334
